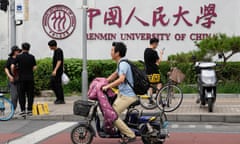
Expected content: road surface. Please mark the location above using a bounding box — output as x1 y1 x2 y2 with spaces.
0 120 240 144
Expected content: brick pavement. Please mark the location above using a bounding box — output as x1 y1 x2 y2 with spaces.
24 94 240 122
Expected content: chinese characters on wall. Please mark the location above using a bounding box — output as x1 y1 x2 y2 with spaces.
86 3 218 41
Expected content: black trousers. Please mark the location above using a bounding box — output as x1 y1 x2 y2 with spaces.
51 75 64 101
18 80 34 112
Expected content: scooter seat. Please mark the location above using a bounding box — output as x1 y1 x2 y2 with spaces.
128 100 140 108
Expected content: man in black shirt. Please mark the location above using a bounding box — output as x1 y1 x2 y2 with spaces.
48 40 65 104
144 38 163 95
4 46 21 110
12 43 37 116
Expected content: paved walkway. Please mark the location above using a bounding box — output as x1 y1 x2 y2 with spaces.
21 94 240 122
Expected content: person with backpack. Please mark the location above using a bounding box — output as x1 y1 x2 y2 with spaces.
144 38 164 96
102 42 137 143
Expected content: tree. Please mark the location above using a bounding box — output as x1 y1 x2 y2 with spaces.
168 34 240 64
196 34 240 63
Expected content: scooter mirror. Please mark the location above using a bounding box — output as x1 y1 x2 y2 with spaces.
192 55 197 62
218 53 224 59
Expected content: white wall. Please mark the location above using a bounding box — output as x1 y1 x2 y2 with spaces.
1 0 240 61
0 11 9 59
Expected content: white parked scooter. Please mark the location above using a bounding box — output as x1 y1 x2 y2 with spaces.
194 61 217 112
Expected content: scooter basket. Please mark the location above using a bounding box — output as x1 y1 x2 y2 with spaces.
73 100 95 117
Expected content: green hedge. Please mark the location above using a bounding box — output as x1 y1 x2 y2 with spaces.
34 58 52 94
0 58 240 94
0 60 7 86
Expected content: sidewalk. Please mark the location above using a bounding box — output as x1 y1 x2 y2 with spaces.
26 94 240 122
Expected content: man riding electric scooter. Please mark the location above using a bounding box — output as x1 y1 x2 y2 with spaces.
102 42 137 143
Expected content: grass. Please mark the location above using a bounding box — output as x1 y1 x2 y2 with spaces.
179 82 240 94
217 82 240 93
179 84 198 94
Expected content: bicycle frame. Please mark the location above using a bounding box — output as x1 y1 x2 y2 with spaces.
0 94 6 111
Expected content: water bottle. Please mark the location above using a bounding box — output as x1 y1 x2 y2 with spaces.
161 121 169 138
162 121 169 128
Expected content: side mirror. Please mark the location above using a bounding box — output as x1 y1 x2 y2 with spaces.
191 55 197 62
218 53 224 59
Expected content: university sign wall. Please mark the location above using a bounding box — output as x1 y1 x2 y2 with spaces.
87 3 217 41
42 5 76 40
82 0 237 60
2 0 238 60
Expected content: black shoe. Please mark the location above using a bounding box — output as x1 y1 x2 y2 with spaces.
119 136 136 144
54 100 59 104
196 98 200 104
55 100 66 104
149 98 155 105
59 100 66 104
19 111 26 117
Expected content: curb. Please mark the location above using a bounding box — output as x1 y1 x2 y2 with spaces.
167 114 240 123
23 113 240 123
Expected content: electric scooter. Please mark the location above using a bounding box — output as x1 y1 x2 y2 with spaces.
71 93 169 144
194 61 217 112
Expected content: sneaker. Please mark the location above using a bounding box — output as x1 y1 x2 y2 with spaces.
119 136 136 144
19 111 26 117
27 111 32 116
54 100 66 104
14 110 20 115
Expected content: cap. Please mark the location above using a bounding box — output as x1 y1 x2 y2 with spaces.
8 46 21 56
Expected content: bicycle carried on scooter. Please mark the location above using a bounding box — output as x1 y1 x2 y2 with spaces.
0 86 15 121
71 91 169 144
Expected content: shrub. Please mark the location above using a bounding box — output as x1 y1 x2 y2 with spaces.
0 60 8 87
0 59 240 94
34 58 52 95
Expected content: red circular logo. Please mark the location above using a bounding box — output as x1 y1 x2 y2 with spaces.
42 5 76 39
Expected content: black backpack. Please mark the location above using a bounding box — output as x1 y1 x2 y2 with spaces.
118 60 150 95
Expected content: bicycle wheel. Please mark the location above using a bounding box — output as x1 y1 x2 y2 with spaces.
139 94 158 110
0 96 15 121
156 84 183 112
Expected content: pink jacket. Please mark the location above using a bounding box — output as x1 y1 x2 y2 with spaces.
88 78 117 134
